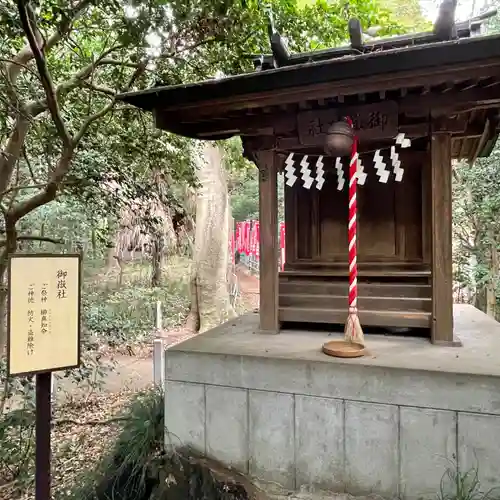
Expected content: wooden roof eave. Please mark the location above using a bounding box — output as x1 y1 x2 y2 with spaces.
118 34 500 119
152 84 500 146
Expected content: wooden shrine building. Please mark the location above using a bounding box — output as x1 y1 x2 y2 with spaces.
119 6 500 345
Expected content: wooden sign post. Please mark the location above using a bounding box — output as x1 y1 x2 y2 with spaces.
7 254 81 500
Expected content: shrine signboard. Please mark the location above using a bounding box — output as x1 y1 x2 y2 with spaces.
7 254 81 376
7 253 81 500
297 101 398 146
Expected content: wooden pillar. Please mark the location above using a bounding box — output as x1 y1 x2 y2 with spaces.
254 150 280 333
430 133 454 344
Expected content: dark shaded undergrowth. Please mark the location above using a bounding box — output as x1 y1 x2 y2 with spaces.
62 388 260 500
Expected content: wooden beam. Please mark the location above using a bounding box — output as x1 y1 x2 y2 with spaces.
430 133 454 345
401 85 500 116
297 101 398 144
158 96 493 141
469 118 491 164
468 112 500 162
252 150 280 333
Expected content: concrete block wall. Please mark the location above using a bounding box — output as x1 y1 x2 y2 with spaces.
165 351 500 499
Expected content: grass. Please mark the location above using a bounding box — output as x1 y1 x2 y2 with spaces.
82 255 191 345
59 388 164 500
438 460 500 500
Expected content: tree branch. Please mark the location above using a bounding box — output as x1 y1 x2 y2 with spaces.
53 416 130 427
73 101 115 145
0 235 63 247
0 117 32 195
55 50 129 100
0 183 53 198
17 0 72 149
8 148 74 223
7 0 92 84
92 58 139 69
22 145 38 184
80 82 115 97
0 57 40 80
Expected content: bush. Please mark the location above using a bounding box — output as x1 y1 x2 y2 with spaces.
83 278 189 345
439 461 500 500
61 388 164 500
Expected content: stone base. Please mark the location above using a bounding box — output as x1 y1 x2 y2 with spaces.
165 305 500 499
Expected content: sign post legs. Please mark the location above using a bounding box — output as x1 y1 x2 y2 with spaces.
35 371 52 500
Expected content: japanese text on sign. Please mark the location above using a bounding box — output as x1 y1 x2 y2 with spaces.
8 255 80 376
57 269 67 299
297 101 398 146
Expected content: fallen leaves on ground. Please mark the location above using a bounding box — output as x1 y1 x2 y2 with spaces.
235 265 260 312
0 388 146 500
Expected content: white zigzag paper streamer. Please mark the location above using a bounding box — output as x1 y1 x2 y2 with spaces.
390 146 404 182
284 153 297 187
335 157 345 191
300 155 313 189
356 156 367 185
395 132 412 149
315 156 325 190
374 149 389 183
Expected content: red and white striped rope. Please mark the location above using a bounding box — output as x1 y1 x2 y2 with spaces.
346 117 358 313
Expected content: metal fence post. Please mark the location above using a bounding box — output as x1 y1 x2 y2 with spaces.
153 338 165 389
156 300 162 331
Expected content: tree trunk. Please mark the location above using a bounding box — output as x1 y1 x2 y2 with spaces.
0 287 8 357
91 227 97 260
162 211 178 259
486 229 499 319
106 245 118 272
151 235 163 287
0 225 18 355
187 143 236 333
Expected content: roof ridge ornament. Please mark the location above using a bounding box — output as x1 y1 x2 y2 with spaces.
348 18 363 51
433 0 458 41
264 6 290 67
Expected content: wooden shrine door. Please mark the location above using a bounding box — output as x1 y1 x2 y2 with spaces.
285 156 424 266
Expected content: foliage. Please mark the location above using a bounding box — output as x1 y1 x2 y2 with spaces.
453 146 500 314
0 358 35 491
0 336 114 493
379 0 431 32
0 0 406 354
83 262 190 345
485 1 500 35
451 2 500 314
60 388 164 500
0 405 35 491
438 460 500 500
229 172 285 223
0 255 190 495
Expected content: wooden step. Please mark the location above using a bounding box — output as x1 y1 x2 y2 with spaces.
279 307 431 329
279 294 431 312
280 269 431 278
279 281 431 298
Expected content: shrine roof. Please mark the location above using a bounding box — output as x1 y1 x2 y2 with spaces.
118 14 500 160
118 32 500 115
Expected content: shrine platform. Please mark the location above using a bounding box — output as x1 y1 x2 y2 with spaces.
164 304 500 499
